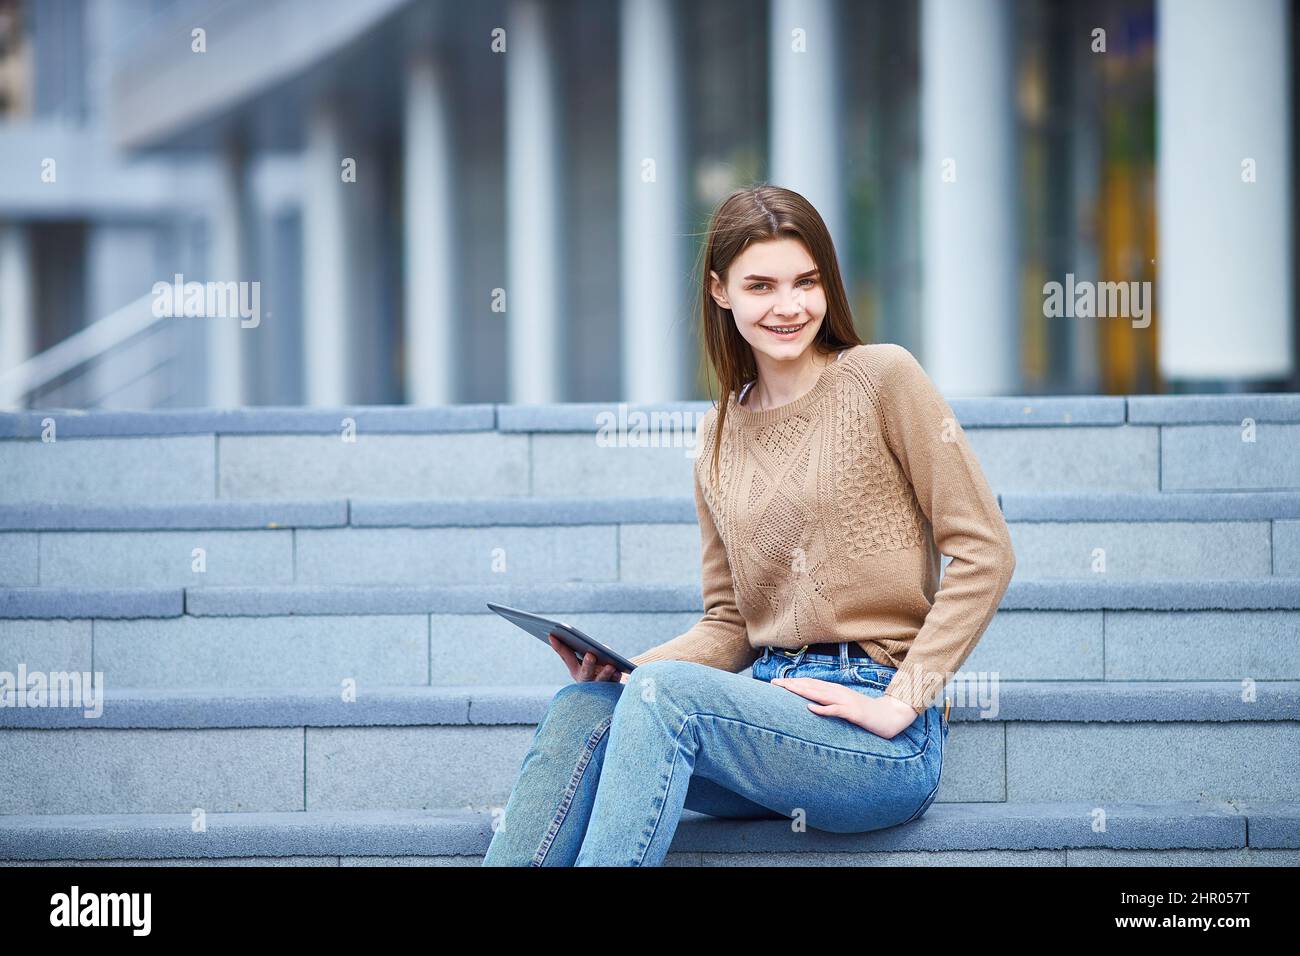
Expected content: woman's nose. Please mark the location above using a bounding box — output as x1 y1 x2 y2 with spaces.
776 288 805 314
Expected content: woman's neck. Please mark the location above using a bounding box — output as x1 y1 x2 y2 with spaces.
741 348 835 412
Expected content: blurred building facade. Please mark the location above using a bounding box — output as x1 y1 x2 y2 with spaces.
0 0 1295 409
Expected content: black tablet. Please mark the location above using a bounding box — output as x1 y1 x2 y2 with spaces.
485 602 637 673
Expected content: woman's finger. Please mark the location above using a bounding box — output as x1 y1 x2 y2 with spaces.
771 677 846 705
549 634 583 680
548 634 574 663
806 702 842 718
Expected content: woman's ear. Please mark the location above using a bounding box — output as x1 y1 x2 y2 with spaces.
708 270 731 310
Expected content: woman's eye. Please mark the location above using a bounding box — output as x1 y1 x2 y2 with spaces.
748 279 816 292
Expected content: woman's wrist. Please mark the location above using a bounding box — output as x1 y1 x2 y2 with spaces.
854 694 919 738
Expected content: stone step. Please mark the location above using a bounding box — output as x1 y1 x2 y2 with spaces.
0 801 1296 865
2 579 1299 688
2 492 1300 586
1 682 1296 815
2 396 1298 503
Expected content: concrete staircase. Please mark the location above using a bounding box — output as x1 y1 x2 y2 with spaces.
1 396 1298 865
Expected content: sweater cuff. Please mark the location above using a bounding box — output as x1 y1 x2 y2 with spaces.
628 649 670 667
883 658 948 714
628 638 759 673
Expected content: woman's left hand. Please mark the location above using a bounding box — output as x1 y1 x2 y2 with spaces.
771 676 918 739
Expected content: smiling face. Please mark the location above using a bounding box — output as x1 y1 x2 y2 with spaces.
709 236 827 364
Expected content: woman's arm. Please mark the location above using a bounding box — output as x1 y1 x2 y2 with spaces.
628 438 758 673
871 345 1017 714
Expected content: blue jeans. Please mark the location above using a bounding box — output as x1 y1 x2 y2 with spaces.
481 642 949 866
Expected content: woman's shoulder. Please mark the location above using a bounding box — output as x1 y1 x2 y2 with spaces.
838 341 915 371
837 343 929 395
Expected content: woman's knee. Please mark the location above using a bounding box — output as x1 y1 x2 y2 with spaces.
541 680 621 730
530 681 621 761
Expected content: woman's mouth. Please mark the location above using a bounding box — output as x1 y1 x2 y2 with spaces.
761 321 808 340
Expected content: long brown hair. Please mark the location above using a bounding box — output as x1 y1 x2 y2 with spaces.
695 184 864 487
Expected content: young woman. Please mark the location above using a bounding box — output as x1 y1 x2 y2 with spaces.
482 184 1015 866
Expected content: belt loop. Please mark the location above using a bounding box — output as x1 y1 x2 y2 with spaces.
839 641 849 668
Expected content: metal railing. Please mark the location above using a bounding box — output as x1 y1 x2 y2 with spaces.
0 292 183 410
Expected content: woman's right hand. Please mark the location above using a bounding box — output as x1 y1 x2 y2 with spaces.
548 633 628 684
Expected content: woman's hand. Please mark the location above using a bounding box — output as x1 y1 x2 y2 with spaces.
770 676 918 739
549 633 629 684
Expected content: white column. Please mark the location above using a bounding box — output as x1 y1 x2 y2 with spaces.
403 52 456 405
1157 0 1293 382
506 0 562 404
85 223 165 408
920 0 1017 394
620 0 686 402
346 141 384 404
208 138 250 407
0 223 35 390
769 0 845 258
302 97 351 406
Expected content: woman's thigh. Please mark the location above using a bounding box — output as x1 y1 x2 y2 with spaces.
625 655 940 833
682 772 790 820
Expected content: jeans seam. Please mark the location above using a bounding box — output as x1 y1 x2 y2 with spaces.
902 710 943 824
531 712 614 866
634 712 699 866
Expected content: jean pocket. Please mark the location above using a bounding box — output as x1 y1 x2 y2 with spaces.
850 664 893 690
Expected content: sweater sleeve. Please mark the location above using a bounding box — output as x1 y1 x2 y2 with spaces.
628 448 759 673
873 345 1016 713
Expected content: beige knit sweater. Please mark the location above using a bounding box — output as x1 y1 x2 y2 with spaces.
629 343 1016 714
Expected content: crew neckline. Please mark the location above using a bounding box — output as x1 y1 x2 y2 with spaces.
732 347 849 427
